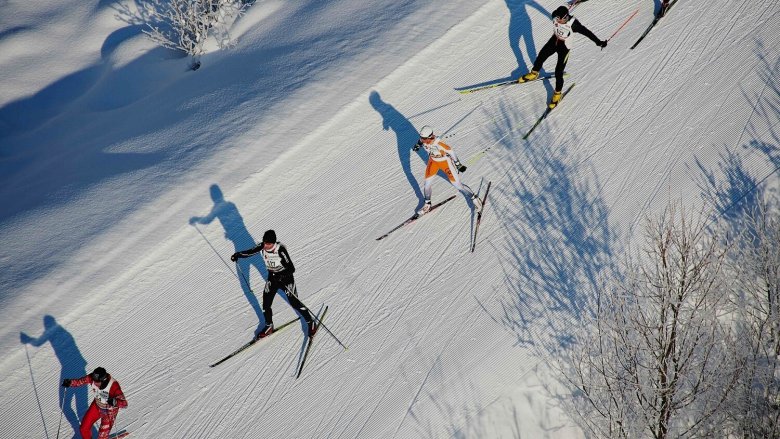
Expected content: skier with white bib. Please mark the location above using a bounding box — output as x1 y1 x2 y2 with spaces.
413 125 482 216
231 230 317 339
518 5 607 108
62 367 127 439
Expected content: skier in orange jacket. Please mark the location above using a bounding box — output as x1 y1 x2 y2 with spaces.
413 125 482 216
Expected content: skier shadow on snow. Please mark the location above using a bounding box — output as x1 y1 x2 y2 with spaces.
488 102 617 353
370 91 458 214
20 315 92 439
189 184 269 335
505 0 547 79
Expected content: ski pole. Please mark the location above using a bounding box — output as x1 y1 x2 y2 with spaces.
24 344 49 438
605 8 639 47
55 387 65 439
192 224 253 292
234 262 253 294
298 298 348 350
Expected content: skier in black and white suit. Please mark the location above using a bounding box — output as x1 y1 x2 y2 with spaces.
518 5 607 108
231 230 317 339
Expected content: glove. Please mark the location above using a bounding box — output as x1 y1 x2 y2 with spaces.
412 140 422 152
107 397 116 407
62 379 71 387
456 162 467 173
230 253 239 262
599 40 608 48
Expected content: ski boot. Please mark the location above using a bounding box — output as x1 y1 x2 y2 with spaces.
417 200 432 216
548 91 563 109
518 70 539 83
308 320 318 337
472 195 483 214
256 324 274 339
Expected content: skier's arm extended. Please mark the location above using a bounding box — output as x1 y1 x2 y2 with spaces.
572 19 603 46
233 243 264 259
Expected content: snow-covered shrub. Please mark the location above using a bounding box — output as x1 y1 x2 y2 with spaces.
138 0 247 69
559 202 738 438
720 192 780 438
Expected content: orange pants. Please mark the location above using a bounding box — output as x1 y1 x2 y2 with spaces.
423 159 475 200
80 402 117 439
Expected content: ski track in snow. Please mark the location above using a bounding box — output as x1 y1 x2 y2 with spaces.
2 0 780 437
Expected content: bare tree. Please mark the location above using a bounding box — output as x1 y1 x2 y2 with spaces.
137 0 248 68
558 202 738 438
721 192 780 438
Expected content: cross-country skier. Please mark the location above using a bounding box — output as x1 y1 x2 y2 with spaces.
231 230 318 339
518 5 607 108
413 125 482 216
62 367 127 439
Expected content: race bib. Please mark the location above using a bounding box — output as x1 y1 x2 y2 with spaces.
554 21 573 40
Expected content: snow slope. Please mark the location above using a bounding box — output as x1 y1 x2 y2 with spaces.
2 0 779 437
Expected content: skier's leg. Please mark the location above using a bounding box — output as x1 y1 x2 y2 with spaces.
96 409 117 439
532 37 557 72
422 161 438 201
554 46 570 92
283 280 314 323
261 281 277 326
445 160 476 198
80 403 100 439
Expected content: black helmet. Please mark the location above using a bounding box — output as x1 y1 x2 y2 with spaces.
262 229 277 244
552 5 570 20
91 367 108 382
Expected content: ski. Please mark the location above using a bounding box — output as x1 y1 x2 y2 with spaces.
376 195 457 241
522 83 576 140
109 430 130 439
630 0 679 50
456 73 567 94
296 306 328 379
209 317 300 367
470 181 492 253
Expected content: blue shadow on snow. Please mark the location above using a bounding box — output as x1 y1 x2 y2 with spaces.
20 315 89 438
189 184 268 334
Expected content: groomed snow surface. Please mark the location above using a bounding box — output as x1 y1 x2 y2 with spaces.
2 0 779 437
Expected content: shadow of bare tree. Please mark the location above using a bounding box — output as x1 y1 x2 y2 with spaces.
489 102 617 353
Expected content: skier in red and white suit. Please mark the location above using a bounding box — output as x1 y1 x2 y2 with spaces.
62 367 127 439
413 125 482 216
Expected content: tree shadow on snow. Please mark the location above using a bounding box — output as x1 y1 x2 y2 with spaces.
693 40 780 236
488 100 617 353
20 315 91 438
190 184 268 334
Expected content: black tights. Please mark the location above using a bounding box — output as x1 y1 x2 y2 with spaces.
262 278 313 326
532 36 570 92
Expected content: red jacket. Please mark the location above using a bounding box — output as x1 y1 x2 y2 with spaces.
68 374 128 410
